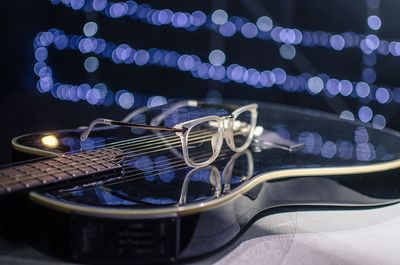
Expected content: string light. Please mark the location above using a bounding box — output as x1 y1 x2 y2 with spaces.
368 15 381 30
50 0 399 58
83 21 98 37
33 29 399 111
34 1 396 129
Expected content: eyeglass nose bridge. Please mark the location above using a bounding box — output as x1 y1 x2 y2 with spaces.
222 114 234 129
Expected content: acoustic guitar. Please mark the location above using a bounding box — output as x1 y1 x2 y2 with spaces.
1 101 400 264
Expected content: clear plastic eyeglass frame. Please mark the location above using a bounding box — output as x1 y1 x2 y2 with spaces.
80 101 258 168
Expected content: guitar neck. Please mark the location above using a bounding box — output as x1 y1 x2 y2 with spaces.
0 150 121 195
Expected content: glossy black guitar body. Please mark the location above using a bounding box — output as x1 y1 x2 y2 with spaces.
5 101 400 264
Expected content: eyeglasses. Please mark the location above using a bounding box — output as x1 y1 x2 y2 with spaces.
80 101 258 167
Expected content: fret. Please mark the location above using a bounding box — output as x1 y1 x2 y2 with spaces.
102 161 120 169
17 165 35 173
52 171 72 181
43 159 65 167
37 174 58 184
25 169 43 176
58 165 86 176
4 181 25 193
53 157 70 164
14 165 46 180
21 178 42 188
90 164 108 171
33 162 55 171
2 168 24 178
69 154 87 162
59 166 74 172
70 169 85 177
79 166 98 174
1 177 32 187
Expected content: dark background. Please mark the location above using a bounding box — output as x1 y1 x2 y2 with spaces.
1 0 399 164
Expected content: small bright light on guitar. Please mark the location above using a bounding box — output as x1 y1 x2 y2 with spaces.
41 135 59 148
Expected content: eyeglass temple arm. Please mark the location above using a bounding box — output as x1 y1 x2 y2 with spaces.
150 100 243 126
150 100 198 125
80 118 185 141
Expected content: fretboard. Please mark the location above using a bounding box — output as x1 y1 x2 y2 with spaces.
0 148 122 195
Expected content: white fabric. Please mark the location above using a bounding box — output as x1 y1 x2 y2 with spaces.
193 202 400 265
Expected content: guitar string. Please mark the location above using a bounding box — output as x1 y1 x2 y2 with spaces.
56 160 225 201
17 126 233 179
79 123 217 150
27 107 226 150
0 133 214 187
1 108 248 189
0 131 240 188
0 127 249 190
2 146 232 195
56 150 231 195
54 150 233 198
2 106 250 185
3 128 213 178
8 109 247 178
77 115 250 164
91 104 235 149
0 132 196 188
100 150 234 191
40 129 215 176
65 129 212 163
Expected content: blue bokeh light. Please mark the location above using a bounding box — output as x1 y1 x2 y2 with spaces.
110 3 127 18
92 0 107 11
367 15 381 31
118 91 135 109
330 35 345 51
241 23 258 38
358 106 373 123
35 47 48 62
219 21 236 37
71 0 84 10
375 87 390 104
355 82 370 98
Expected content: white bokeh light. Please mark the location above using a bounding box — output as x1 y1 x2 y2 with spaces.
211 9 228 25
208 49 226 66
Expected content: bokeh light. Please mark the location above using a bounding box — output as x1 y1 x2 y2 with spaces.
307 76 324 94
358 106 373 123
83 22 98 37
279 44 296 60
84 56 99 73
208 49 226 66
33 2 400 126
256 16 273 32
367 15 381 30
118 91 135 109
211 9 228 25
